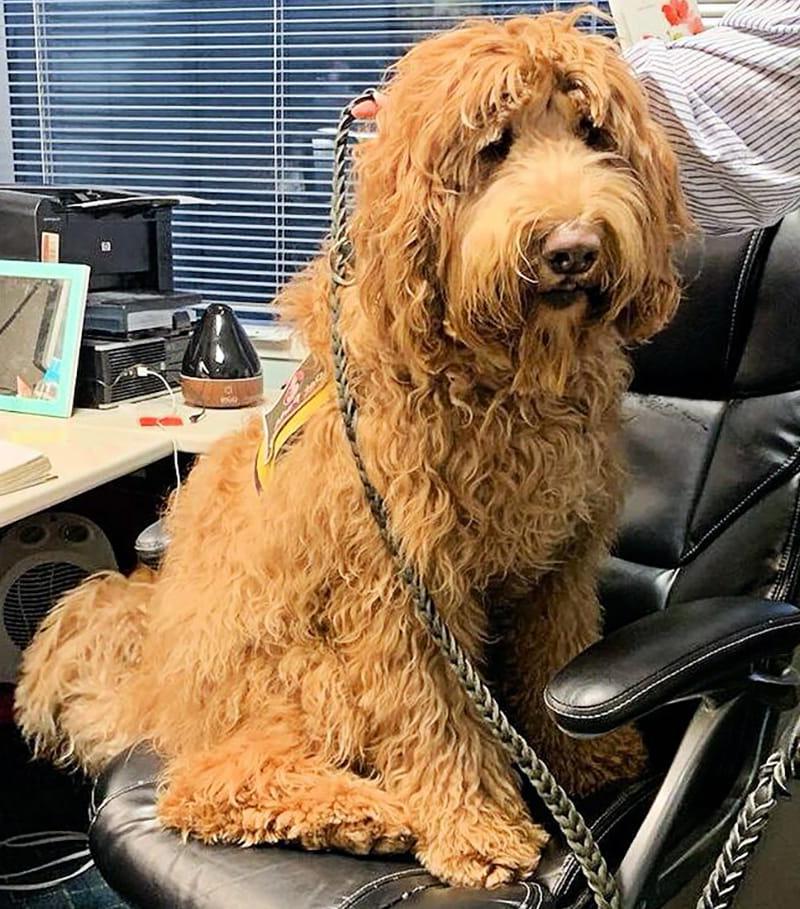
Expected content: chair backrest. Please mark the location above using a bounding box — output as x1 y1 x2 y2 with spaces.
602 212 800 632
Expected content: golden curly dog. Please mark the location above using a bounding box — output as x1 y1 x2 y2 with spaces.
16 10 690 889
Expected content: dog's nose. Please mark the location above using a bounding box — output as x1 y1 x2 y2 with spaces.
543 223 602 276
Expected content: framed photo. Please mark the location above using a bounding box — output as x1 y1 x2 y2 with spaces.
609 0 704 48
0 259 90 418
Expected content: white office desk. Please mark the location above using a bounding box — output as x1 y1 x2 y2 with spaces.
71 394 271 455
0 390 278 528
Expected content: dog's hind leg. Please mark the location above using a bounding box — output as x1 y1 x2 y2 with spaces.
157 718 414 856
15 568 154 774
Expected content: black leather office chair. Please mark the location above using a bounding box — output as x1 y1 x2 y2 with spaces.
88 213 800 909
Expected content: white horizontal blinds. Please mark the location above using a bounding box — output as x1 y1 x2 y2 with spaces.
5 0 288 313
698 2 736 25
4 1 611 319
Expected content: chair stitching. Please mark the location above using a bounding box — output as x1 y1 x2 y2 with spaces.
339 868 431 908
351 876 544 909
680 443 800 563
544 615 800 720
723 230 762 375
678 397 728 565
519 881 542 909
583 781 651 835
89 745 156 819
87 778 160 833
769 479 800 601
376 883 440 908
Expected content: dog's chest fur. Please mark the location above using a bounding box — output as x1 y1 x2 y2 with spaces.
445 395 617 580
377 340 629 594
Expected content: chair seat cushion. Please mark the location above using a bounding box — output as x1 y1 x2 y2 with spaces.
89 748 658 909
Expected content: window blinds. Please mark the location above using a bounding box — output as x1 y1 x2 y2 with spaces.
3 1 615 321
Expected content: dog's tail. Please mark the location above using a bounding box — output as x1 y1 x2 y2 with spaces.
14 567 155 775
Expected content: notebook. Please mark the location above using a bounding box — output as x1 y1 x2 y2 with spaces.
0 439 54 495
609 0 704 49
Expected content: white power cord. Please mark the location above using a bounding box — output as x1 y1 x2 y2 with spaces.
170 434 181 497
1 849 91 878
0 831 92 892
130 364 177 415
1 831 86 848
95 363 183 496
130 364 182 497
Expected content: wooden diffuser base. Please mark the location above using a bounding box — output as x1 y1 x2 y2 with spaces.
180 374 263 409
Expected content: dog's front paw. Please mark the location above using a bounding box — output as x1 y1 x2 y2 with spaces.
158 775 416 855
418 816 548 889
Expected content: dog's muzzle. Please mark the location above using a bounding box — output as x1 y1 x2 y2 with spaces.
543 222 602 277
531 221 606 311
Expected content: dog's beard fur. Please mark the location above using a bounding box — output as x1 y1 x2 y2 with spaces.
513 301 588 397
442 290 594 398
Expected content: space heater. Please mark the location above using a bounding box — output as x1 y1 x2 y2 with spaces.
0 512 117 683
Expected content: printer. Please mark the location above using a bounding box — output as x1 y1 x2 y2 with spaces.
0 186 180 289
0 186 203 406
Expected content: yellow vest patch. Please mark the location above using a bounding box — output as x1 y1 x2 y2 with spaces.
255 357 334 492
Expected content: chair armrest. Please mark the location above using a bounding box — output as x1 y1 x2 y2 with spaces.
544 597 800 737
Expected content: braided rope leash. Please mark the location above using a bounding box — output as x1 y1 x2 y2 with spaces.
697 727 800 909
327 91 621 909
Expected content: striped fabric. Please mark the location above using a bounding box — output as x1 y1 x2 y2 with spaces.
624 0 800 235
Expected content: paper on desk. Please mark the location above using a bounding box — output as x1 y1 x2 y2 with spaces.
66 193 209 210
0 439 54 495
245 323 293 343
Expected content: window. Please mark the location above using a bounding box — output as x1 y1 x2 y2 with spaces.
2 2 613 326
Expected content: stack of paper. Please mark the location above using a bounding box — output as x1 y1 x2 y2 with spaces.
0 440 54 495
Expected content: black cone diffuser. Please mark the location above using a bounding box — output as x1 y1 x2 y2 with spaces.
181 303 263 408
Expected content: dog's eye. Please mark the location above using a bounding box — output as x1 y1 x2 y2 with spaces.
479 127 514 166
579 117 610 150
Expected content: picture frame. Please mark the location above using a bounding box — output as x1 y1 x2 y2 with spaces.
608 0 704 48
0 259 90 418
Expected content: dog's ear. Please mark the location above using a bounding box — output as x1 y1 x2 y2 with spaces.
349 89 458 372
600 54 693 343
615 117 691 342
613 264 684 345
347 20 535 371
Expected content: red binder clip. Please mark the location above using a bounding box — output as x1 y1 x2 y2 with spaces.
139 415 184 427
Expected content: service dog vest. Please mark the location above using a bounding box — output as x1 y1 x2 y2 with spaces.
254 357 334 492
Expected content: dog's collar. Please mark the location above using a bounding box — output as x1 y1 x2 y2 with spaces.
255 356 334 492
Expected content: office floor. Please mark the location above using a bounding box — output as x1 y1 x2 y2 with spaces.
0 869 129 909
0 703 129 908
0 699 89 836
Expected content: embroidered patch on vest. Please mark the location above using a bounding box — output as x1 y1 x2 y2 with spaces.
255 356 334 492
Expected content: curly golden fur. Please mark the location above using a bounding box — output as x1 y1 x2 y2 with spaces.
15 11 690 889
